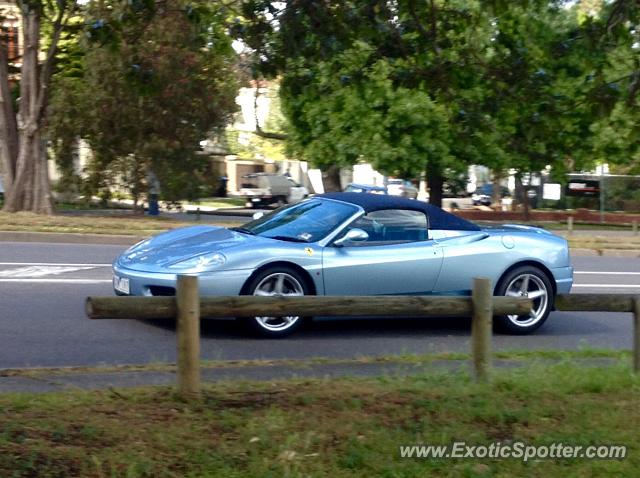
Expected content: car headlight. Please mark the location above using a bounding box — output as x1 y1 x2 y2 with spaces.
168 252 226 271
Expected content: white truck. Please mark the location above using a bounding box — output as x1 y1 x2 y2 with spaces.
239 173 309 208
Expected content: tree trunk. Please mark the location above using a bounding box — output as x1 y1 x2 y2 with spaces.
0 40 18 197
426 162 443 208
491 170 504 208
514 173 529 221
321 164 342 192
2 2 65 214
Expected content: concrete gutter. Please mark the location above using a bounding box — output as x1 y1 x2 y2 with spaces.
0 231 143 246
0 357 622 394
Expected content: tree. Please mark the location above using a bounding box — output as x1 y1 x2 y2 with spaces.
239 0 640 208
48 0 239 208
1 0 79 214
239 1 516 204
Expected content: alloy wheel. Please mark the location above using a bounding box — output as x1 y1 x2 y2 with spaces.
504 273 549 327
252 272 304 331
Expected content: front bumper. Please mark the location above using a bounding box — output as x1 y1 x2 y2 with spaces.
112 264 254 297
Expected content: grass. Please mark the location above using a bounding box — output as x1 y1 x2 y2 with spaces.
0 211 241 236
565 235 640 252
0 363 637 477
1 210 639 251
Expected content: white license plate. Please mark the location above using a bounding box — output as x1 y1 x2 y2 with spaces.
113 276 130 294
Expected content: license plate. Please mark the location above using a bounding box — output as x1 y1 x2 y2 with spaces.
113 276 130 294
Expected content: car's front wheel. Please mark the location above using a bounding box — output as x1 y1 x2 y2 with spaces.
241 267 311 338
494 266 553 334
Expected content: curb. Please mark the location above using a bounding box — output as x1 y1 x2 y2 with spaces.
186 207 263 217
0 230 638 256
0 231 143 246
0 357 623 394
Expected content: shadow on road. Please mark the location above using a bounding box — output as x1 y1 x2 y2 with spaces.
140 311 617 339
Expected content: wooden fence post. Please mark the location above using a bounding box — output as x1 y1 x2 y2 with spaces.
567 216 573 235
176 275 201 399
634 298 640 373
471 277 493 382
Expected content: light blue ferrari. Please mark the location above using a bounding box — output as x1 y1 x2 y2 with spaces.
113 193 573 337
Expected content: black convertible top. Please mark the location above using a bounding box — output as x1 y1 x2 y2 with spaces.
317 192 481 231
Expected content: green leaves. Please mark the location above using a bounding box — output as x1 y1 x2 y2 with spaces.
49 0 239 201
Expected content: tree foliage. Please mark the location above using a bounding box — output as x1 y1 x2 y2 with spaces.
239 0 640 206
48 0 239 206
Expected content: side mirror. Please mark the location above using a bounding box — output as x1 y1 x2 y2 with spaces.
252 212 264 220
333 228 369 247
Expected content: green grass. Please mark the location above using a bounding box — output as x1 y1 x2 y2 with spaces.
0 211 242 236
0 363 638 477
1 208 638 251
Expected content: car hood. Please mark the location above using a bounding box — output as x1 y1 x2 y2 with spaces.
117 225 257 272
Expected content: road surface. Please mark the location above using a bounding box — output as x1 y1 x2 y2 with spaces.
0 241 638 369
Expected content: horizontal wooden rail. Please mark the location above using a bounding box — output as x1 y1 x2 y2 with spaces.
555 294 637 313
86 295 533 320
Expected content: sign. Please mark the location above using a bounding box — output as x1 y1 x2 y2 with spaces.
566 179 600 197
542 183 561 201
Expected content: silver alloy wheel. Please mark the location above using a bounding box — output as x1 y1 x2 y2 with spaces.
252 272 304 331
504 273 549 327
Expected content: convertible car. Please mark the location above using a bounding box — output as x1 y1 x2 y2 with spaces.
113 193 573 337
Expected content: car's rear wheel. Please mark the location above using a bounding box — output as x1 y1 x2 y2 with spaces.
495 266 553 334
241 266 311 338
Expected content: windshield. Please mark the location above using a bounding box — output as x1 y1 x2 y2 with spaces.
238 199 360 242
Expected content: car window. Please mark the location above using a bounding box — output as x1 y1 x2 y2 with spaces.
341 209 429 245
239 199 359 243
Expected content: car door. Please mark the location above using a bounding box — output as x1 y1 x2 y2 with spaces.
322 209 444 295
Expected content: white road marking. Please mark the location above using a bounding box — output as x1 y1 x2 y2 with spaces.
575 271 640 276
0 266 95 278
0 262 111 267
0 279 112 283
572 284 640 288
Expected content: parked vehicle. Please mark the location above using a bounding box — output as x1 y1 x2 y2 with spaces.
344 183 388 194
286 178 309 203
472 184 510 206
113 193 573 338
239 173 308 208
386 179 418 199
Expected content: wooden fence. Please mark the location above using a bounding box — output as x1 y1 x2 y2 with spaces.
86 276 640 399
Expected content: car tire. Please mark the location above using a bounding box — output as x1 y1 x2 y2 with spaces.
494 265 554 335
241 266 311 338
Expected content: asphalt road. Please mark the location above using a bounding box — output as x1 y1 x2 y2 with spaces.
0 241 639 369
